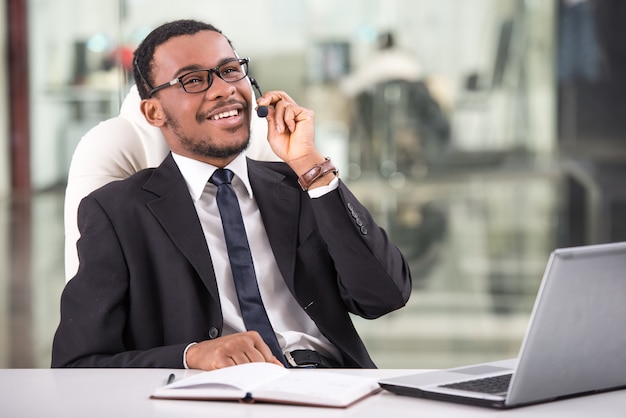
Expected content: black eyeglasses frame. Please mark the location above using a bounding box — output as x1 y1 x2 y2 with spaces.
144 57 250 98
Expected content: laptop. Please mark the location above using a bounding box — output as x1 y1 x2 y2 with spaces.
379 241 626 409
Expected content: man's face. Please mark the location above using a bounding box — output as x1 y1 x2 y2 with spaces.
149 30 252 164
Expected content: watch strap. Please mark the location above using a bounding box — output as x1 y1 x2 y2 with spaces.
297 158 337 191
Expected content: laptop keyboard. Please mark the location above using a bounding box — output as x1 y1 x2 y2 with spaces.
440 373 512 395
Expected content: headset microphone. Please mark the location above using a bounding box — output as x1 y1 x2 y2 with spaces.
256 105 268 118
250 78 269 118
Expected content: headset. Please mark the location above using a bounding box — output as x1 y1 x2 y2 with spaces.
249 77 268 118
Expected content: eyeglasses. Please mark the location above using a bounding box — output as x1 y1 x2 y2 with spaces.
147 57 250 98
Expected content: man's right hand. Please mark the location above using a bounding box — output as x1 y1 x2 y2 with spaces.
185 331 284 370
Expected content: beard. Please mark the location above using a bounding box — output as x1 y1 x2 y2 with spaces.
165 111 250 159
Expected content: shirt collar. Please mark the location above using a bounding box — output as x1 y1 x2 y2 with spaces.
171 152 253 201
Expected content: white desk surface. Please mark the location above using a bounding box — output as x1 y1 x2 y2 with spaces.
2 368 626 417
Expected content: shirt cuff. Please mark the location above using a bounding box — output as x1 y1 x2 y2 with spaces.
183 342 198 369
307 175 339 198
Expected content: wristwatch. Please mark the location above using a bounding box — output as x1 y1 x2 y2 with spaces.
297 158 337 191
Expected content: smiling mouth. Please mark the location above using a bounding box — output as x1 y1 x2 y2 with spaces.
212 109 239 121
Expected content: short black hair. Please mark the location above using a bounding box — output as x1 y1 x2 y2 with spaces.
133 19 232 99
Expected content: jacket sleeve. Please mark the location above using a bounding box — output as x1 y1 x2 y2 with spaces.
52 195 187 368
309 180 412 319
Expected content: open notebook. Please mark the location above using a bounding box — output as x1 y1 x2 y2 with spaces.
151 362 380 408
379 241 626 409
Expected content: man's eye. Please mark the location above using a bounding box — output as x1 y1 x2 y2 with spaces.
183 77 203 85
221 66 243 80
181 73 208 86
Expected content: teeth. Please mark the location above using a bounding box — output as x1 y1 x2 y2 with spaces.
212 109 238 120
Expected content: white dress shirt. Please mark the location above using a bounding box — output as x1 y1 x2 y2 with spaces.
172 152 341 364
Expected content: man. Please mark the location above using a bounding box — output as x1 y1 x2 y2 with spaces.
52 19 411 370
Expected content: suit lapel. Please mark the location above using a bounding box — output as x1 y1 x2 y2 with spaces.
248 160 300 289
142 154 220 300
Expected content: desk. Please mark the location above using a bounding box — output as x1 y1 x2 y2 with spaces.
2 368 625 417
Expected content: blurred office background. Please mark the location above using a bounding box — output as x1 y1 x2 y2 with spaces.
2 0 625 368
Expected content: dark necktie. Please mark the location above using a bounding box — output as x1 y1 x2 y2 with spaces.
209 168 287 366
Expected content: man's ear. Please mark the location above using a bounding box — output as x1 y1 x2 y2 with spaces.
140 99 165 127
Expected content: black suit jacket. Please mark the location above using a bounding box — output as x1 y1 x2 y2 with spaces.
52 154 411 368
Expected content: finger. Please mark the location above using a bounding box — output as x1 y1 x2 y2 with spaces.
242 347 267 364
222 331 269 363
230 351 250 364
212 347 264 369
257 91 295 107
282 103 299 133
273 102 294 134
247 333 282 364
258 92 297 134
212 355 237 370
271 356 286 367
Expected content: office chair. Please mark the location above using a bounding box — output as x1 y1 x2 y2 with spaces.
64 84 279 281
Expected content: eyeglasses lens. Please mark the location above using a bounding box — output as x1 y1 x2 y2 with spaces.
181 60 248 94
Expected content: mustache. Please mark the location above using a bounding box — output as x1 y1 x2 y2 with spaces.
196 99 249 123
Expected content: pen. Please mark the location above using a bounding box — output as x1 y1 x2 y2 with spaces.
167 373 176 385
